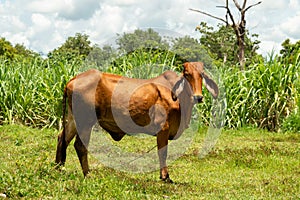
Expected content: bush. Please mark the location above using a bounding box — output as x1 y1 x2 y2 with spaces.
282 113 300 133
220 53 299 131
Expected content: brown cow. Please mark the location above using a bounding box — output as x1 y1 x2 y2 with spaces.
55 62 219 182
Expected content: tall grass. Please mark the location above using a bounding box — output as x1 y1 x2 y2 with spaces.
0 57 79 128
0 50 299 131
87 48 181 78
222 53 299 131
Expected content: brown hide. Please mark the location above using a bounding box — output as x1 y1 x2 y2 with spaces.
56 62 219 182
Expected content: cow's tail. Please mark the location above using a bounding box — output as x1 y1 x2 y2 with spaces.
62 86 68 132
56 86 68 165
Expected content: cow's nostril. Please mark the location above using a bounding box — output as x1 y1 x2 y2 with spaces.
193 95 203 103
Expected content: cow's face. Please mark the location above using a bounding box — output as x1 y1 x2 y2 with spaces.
183 62 204 103
172 62 219 104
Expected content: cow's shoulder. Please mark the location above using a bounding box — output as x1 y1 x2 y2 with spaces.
152 70 180 87
162 70 179 80
149 71 181 106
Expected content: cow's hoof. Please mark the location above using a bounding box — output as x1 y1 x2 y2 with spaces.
163 177 174 184
161 175 174 184
83 170 90 178
54 162 65 170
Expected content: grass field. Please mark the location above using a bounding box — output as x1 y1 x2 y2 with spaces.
0 125 299 199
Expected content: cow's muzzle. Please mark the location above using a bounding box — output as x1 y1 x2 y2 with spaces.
193 95 203 104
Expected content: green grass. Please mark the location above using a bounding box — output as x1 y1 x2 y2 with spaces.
0 125 299 199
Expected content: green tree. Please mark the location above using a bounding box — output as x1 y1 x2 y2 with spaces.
116 28 169 53
0 38 17 59
172 36 214 67
196 22 260 66
87 44 116 68
280 39 300 63
14 44 39 58
48 33 92 60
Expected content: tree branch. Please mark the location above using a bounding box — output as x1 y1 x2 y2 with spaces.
189 8 227 23
226 0 229 25
242 0 248 10
215 5 237 29
245 1 262 12
226 7 239 36
232 0 242 11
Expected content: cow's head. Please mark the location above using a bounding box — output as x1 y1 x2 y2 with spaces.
172 62 219 103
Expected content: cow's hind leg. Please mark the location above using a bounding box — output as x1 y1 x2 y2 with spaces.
74 126 93 177
56 114 77 166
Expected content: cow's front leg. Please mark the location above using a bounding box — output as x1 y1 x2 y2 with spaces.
157 131 173 183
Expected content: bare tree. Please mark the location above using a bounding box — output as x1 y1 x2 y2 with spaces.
190 0 262 70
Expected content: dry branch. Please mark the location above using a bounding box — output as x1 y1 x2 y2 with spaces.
189 8 227 24
245 1 262 12
233 0 242 11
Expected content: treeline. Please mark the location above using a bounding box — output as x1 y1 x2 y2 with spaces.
0 27 299 132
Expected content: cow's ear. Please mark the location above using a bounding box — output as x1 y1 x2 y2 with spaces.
172 77 185 101
202 72 219 99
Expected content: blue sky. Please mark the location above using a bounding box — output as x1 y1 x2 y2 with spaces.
0 0 299 55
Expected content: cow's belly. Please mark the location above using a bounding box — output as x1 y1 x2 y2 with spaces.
97 105 161 136
99 107 185 140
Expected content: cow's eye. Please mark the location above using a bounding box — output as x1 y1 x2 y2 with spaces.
184 73 191 79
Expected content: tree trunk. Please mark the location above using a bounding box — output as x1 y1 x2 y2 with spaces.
237 16 246 71
238 41 245 70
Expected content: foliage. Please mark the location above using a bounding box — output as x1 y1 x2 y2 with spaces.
0 125 299 199
87 44 117 68
279 40 300 132
0 38 17 60
107 48 180 78
282 114 300 133
48 33 92 61
222 53 299 131
14 44 39 58
116 28 169 53
280 39 300 62
0 38 38 60
0 57 79 128
171 36 214 68
196 22 261 67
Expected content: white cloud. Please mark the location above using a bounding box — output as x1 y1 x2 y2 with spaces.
0 0 298 55
257 40 281 56
27 0 100 20
58 0 100 20
27 0 63 13
103 0 141 6
280 12 300 39
90 5 125 34
31 13 52 30
2 31 29 47
11 16 26 30
289 0 300 9
258 0 286 10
